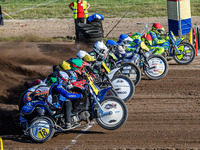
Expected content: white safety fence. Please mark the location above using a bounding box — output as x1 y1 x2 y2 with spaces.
2 0 59 17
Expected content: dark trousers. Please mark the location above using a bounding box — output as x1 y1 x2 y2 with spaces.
64 100 72 123
75 18 85 27
71 87 89 110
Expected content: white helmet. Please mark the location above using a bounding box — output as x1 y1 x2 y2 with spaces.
77 50 88 59
93 41 109 58
58 71 69 83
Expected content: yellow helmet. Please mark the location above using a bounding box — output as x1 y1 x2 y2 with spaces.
83 54 96 62
59 61 71 71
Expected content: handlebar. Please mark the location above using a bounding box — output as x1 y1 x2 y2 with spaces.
136 23 154 35
136 23 154 25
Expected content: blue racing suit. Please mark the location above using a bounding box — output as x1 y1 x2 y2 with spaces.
49 82 82 124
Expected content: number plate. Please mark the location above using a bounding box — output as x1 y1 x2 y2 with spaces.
122 70 130 74
38 128 49 139
89 81 99 95
102 61 110 73
123 66 131 69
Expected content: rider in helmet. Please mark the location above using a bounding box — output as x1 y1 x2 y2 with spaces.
105 39 127 58
20 79 50 112
142 23 169 55
46 69 83 129
105 39 118 51
89 41 109 60
58 59 91 112
58 59 88 84
117 34 133 49
77 50 96 62
116 33 142 53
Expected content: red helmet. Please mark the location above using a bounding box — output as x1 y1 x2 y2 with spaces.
152 23 165 34
142 33 152 46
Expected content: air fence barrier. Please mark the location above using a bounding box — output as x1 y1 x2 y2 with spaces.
191 26 200 56
167 0 191 36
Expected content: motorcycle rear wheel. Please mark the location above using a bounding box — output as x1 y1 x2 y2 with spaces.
173 42 196 65
29 116 55 143
119 62 141 86
96 96 128 130
143 54 168 80
111 74 135 102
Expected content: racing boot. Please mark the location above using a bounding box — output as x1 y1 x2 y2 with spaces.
64 100 72 129
65 122 72 129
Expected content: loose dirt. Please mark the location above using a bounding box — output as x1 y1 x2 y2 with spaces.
0 17 200 150
1 16 200 38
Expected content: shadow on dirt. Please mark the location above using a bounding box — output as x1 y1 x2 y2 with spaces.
38 43 93 57
66 130 105 135
168 63 179 65
0 83 42 136
0 85 27 105
1 129 105 144
0 107 21 135
2 135 33 144
0 84 30 136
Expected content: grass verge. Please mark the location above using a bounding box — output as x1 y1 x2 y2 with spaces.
1 0 199 19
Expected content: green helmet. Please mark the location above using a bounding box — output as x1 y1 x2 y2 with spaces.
46 72 58 86
70 59 83 71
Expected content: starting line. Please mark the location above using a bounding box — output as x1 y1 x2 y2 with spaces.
63 122 95 150
2 0 59 17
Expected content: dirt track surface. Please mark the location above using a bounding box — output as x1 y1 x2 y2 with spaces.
1 16 200 38
0 17 200 150
0 41 199 150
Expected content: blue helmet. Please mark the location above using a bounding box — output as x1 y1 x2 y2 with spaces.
118 34 133 47
118 34 129 43
105 40 118 50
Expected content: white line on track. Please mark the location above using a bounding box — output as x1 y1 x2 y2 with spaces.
63 121 95 150
2 0 59 17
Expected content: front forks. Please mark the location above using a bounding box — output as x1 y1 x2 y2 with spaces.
94 101 113 118
142 55 156 70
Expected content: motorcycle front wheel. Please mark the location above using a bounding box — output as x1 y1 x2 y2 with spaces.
29 116 55 143
111 74 135 102
143 54 168 80
173 42 196 65
96 96 128 130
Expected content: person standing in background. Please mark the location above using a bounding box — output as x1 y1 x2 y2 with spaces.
69 0 90 26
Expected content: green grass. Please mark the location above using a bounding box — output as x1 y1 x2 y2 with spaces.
1 0 199 19
0 0 198 42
